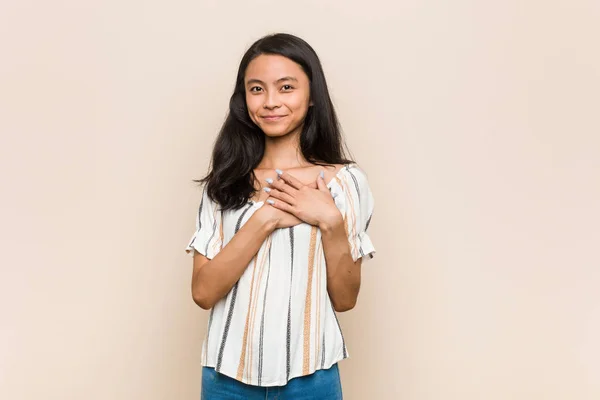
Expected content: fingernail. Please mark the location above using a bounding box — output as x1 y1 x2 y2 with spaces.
275 169 283 176
266 178 273 184
267 199 275 205
263 187 271 192
320 171 325 179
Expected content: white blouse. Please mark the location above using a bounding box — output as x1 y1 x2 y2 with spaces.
185 163 375 387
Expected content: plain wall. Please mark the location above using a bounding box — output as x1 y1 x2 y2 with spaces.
1 1 599 399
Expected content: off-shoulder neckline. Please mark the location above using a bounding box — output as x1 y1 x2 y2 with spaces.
248 163 357 206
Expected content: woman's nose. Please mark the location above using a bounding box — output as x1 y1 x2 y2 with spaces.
263 92 281 109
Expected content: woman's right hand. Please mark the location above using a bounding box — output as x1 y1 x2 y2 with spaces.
254 197 303 229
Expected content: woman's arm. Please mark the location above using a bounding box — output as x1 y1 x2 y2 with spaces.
191 204 300 310
320 216 362 312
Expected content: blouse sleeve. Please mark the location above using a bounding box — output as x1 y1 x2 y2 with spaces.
185 187 223 259
338 165 376 262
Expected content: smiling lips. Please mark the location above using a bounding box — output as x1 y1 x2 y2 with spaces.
261 115 287 122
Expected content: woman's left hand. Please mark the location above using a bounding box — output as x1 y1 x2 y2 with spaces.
265 170 342 229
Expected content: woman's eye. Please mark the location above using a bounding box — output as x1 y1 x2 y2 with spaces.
250 87 262 93
281 85 293 91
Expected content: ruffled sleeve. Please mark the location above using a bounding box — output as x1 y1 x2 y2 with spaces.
331 165 376 262
185 187 223 259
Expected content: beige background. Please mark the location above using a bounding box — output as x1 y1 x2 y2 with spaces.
1 0 599 399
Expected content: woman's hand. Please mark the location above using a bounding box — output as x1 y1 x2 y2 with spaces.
265 170 342 229
253 198 303 229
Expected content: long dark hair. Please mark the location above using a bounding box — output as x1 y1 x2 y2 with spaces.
198 33 353 211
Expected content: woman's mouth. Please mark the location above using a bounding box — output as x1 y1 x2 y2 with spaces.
261 115 286 122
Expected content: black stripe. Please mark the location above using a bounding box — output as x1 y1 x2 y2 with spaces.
202 189 214 363
205 218 218 255
236 203 253 233
286 226 295 381
188 189 206 249
363 212 373 258
258 245 272 385
330 300 348 359
205 307 214 362
321 333 326 369
204 191 224 256
289 227 295 277
216 283 238 372
198 188 206 231
215 205 252 372
347 168 361 199
346 169 365 257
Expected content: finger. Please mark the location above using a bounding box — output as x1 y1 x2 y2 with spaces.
275 170 304 190
316 170 328 192
266 198 295 214
264 187 296 205
267 177 297 197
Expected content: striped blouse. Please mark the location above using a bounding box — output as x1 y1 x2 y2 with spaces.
185 163 375 387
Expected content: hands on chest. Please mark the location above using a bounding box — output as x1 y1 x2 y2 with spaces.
258 169 342 230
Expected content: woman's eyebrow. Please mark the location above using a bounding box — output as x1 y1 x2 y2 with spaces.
246 78 264 86
246 76 298 86
275 76 298 83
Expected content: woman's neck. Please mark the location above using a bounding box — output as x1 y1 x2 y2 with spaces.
257 132 311 170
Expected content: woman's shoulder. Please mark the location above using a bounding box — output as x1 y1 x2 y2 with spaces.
325 162 372 193
331 162 369 180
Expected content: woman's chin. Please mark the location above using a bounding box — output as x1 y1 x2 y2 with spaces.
262 128 291 138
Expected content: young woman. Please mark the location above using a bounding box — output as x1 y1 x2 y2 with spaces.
186 33 375 399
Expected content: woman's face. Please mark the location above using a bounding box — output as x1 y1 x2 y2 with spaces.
244 54 311 138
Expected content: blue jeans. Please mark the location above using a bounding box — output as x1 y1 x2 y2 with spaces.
201 364 343 400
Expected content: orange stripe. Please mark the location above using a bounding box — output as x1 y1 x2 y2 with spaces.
303 226 318 375
341 175 358 258
212 208 222 254
203 336 208 365
335 176 349 226
247 236 271 383
236 254 259 380
237 237 271 382
334 176 343 187
314 240 322 368
219 211 224 245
